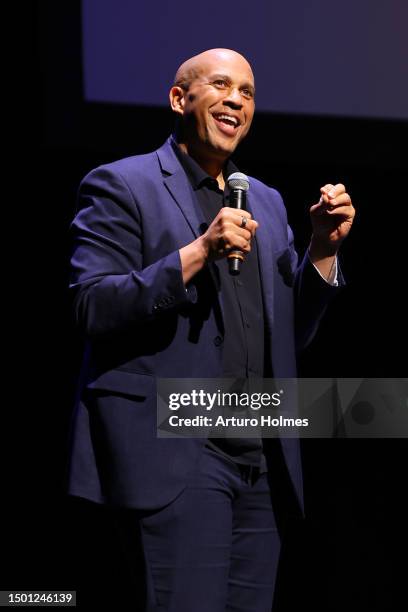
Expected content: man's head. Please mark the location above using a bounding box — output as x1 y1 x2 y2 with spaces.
169 49 255 168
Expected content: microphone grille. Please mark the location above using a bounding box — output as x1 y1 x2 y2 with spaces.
227 172 250 191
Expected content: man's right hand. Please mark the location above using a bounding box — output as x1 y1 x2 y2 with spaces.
179 208 258 284
201 207 258 262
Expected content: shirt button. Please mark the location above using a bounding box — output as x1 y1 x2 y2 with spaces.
213 336 223 347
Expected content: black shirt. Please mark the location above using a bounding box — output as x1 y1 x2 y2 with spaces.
171 137 267 471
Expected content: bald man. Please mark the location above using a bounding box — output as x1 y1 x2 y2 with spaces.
68 48 354 611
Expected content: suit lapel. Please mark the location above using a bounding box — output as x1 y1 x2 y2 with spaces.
156 138 225 320
157 139 205 239
247 192 278 331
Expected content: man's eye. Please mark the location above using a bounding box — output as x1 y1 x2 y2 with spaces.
241 89 254 98
213 80 228 87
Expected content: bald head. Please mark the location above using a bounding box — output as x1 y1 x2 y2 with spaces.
174 48 254 91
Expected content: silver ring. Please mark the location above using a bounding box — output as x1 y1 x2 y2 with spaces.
240 216 248 228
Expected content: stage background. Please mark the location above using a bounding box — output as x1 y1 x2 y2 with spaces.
4 1 407 610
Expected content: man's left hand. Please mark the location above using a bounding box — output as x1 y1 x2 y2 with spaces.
310 183 355 255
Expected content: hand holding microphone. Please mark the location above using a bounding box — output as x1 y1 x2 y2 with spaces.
199 172 258 274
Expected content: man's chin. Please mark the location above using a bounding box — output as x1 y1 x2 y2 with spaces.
209 137 240 158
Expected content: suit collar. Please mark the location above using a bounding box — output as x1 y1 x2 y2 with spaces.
156 137 205 239
156 135 183 176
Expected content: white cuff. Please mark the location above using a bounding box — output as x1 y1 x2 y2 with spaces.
310 254 338 286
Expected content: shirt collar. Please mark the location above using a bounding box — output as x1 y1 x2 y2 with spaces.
170 134 239 191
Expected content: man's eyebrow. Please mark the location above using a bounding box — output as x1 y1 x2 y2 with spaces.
207 73 232 82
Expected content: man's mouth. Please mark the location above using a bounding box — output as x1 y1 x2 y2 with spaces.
212 113 241 136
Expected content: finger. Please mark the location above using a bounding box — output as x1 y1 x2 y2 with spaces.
310 201 327 216
233 213 258 234
320 184 335 197
249 220 259 236
319 185 334 207
221 218 255 237
233 212 248 228
222 221 253 242
326 204 356 219
325 193 352 208
327 183 346 199
312 188 340 213
234 226 253 242
223 208 252 219
223 230 251 252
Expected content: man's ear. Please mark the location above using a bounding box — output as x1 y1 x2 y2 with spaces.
169 86 185 115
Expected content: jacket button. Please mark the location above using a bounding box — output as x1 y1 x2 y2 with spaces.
213 336 223 347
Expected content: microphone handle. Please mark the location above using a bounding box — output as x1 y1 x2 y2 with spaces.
228 188 246 276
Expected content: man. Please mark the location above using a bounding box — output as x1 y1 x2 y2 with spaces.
67 48 355 611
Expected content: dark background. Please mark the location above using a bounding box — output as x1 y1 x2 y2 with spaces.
4 1 407 610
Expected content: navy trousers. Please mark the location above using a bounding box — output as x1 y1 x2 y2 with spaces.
114 445 281 612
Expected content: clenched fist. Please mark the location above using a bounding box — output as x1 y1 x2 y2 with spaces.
201 207 259 261
179 207 259 284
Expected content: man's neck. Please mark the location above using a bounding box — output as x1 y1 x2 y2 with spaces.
177 142 226 190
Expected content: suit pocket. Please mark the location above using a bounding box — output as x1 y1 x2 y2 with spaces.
273 246 296 287
85 369 155 398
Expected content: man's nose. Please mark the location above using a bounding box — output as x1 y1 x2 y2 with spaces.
223 87 243 108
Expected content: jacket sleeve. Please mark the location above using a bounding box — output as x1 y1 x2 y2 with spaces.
69 165 197 337
293 223 345 351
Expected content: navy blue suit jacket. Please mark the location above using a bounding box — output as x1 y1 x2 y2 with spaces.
67 137 342 511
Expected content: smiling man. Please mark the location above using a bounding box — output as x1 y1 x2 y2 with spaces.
68 48 355 611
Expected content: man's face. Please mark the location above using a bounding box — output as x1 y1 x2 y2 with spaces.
174 52 255 162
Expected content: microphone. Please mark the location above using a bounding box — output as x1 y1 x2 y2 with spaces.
226 172 250 276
